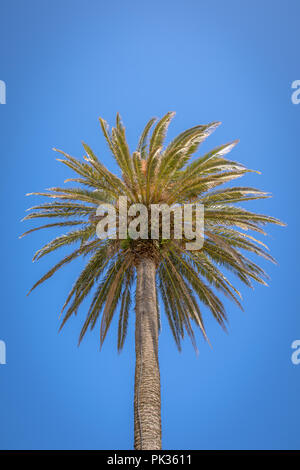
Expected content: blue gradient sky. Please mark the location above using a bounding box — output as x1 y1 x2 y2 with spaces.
0 0 299 450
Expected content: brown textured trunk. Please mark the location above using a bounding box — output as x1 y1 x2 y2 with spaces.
134 257 162 450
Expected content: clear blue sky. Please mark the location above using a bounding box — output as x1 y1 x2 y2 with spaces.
0 0 299 450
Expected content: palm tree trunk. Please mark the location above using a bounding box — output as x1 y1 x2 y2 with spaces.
134 257 162 450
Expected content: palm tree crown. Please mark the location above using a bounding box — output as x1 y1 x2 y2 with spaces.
22 112 284 351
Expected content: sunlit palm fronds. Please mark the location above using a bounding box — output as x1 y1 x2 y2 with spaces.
22 112 285 350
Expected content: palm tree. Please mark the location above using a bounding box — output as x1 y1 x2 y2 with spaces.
22 112 284 450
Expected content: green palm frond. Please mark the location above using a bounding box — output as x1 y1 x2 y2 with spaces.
137 117 157 159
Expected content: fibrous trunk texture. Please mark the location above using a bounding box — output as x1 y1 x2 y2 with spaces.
134 257 162 450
